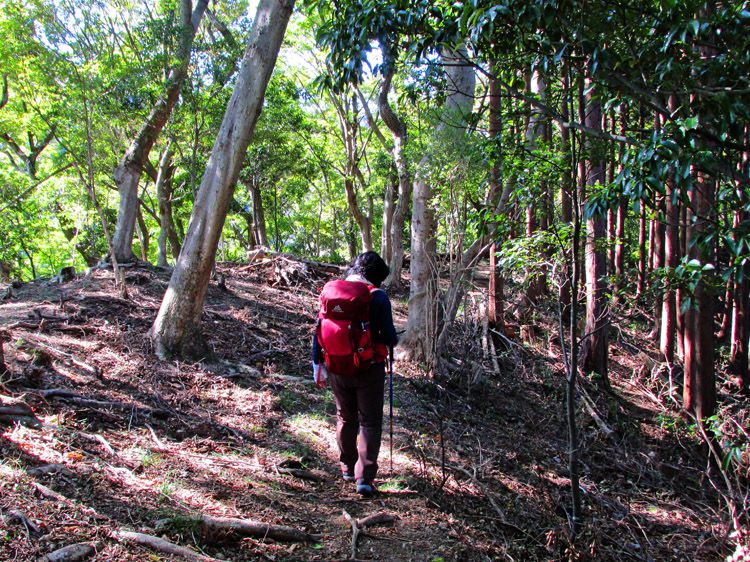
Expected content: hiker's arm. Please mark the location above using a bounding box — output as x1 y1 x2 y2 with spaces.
371 292 398 347
312 331 321 365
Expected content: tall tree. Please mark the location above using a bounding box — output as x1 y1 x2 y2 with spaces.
580 74 609 380
111 0 209 262
399 46 476 365
151 0 294 359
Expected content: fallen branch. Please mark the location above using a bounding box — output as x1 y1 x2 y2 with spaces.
275 466 328 482
578 385 616 438
39 389 170 418
113 530 221 562
43 542 97 562
199 514 319 543
356 513 398 528
342 509 361 560
342 510 396 560
4 508 43 537
32 341 100 376
32 481 68 502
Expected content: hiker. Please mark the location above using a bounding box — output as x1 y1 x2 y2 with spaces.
312 251 398 496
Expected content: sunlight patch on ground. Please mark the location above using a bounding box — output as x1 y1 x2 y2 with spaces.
284 413 338 458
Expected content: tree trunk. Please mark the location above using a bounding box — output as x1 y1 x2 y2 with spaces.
111 0 209 262
156 142 180 266
250 178 268 247
377 41 411 290
650 197 666 341
398 47 475 366
682 171 716 417
580 76 609 381
136 207 150 262
637 203 647 296
523 67 547 307
660 111 679 363
559 66 574 317
730 135 749 387
150 0 294 359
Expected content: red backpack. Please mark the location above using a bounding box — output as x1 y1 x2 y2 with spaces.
316 279 376 375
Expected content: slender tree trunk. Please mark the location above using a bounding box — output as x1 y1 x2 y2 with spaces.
151 0 294 359
580 76 609 381
376 41 411 290
156 142 180 266
249 177 268 247
136 207 150 261
559 67 574 317
730 133 750 387
111 0 209 262
524 67 547 306
398 47 475 366
650 198 666 341
381 170 396 262
637 204 647 295
660 110 679 363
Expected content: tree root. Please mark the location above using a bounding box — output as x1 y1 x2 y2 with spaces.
199 514 319 543
113 530 221 562
43 542 97 562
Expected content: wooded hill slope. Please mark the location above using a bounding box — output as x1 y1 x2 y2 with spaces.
0 257 739 561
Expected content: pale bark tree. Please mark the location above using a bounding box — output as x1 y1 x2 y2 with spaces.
524 67 547 306
151 0 294 359
111 0 209 262
378 40 411 291
398 47 476 365
156 141 181 266
329 92 373 251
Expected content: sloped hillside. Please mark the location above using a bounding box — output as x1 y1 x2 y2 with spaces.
0 259 731 561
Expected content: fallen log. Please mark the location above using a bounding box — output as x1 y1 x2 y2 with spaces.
113 530 221 562
200 514 318 543
43 542 96 562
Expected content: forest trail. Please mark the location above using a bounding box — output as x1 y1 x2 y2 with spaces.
0 260 726 561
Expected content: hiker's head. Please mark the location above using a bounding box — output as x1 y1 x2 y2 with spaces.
349 251 390 287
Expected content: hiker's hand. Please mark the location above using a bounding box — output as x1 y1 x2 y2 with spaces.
312 363 328 388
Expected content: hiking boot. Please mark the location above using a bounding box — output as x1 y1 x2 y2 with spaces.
342 470 356 482
356 480 377 497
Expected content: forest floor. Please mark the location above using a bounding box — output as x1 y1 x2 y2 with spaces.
0 257 739 561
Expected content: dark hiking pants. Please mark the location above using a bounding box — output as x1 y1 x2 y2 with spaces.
329 362 385 482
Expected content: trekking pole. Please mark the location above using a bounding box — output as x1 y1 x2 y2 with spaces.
389 345 394 474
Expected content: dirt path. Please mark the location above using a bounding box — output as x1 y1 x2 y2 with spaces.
0 263 728 561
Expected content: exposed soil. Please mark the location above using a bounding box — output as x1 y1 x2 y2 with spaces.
0 259 735 561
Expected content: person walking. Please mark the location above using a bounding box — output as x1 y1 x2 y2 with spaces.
313 251 398 496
